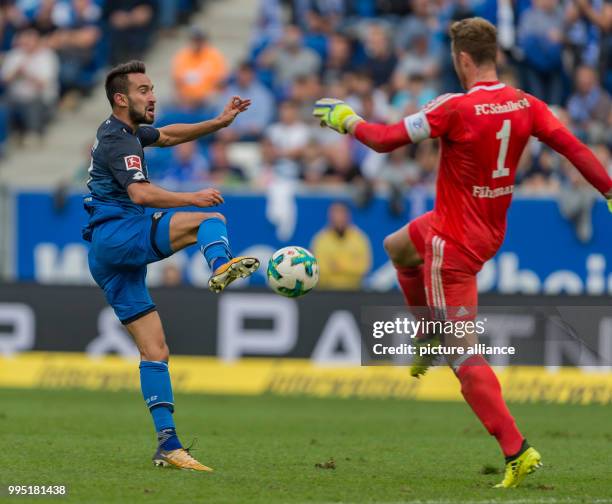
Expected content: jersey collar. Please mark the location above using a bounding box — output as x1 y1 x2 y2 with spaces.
468 81 506 93
109 114 135 134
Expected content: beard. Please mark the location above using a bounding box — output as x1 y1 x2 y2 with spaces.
128 102 152 125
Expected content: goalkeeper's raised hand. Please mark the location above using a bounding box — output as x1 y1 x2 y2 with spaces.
312 98 363 134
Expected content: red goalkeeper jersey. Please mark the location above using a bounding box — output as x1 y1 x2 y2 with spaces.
397 81 612 263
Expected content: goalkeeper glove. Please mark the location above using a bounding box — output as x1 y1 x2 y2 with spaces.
312 98 363 134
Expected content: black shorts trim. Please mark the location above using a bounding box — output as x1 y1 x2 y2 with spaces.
149 212 166 259
121 306 157 325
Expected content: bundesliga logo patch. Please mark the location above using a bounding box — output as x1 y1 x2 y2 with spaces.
124 155 142 171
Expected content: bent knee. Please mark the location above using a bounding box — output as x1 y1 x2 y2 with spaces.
383 233 422 267
382 234 395 256
197 212 226 224
383 233 405 263
141 342 169 362
208 212 226 224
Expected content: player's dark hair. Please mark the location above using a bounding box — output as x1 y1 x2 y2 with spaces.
105 60 147 107
449 17 497 66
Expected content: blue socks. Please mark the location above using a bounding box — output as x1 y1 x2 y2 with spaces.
140 361 182 451
212 257 227 271
197 217 232 271
156 426 182 451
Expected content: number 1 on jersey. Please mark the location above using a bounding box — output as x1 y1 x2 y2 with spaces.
493 119 511 179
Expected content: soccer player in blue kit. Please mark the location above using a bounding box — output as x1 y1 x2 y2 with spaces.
83 61 260 471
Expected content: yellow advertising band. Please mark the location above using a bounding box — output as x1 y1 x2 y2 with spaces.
1 352 611 405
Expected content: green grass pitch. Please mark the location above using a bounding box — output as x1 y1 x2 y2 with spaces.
1 388 611 503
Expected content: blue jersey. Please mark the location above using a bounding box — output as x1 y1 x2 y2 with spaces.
83 115 159 241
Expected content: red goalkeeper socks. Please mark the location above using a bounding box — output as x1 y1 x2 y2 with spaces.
395 264 427 305
395 265 430 337
456 355 524 457
398 265 524 455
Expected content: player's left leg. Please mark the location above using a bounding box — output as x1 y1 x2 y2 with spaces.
89 215 217 471
382 212 429 309
383 212 437 376
125 311 213 472
151 211 259 292
423 235 541 487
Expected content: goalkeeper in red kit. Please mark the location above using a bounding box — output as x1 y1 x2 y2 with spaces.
314 17 612 488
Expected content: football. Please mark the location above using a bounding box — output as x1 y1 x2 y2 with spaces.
267 246 319 297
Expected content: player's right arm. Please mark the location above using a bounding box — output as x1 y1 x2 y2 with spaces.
106 134 223 209
127 183 224 208
527 95 612 202
313 94 459 153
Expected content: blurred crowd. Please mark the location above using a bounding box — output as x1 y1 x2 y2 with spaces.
2 0 610 203
0 0 202 149
147 0 611 206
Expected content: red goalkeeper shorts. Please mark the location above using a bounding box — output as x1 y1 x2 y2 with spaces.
408 211 483 321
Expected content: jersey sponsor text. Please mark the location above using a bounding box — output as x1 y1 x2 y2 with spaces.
472 185 514 198
474 99 530 116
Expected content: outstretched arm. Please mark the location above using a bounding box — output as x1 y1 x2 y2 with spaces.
352 121 412 153
312 98 414 153
530 97 612 200
540 127 612 199
153 96 251 147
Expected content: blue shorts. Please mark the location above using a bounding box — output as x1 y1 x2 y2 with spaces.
88 211 174 324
